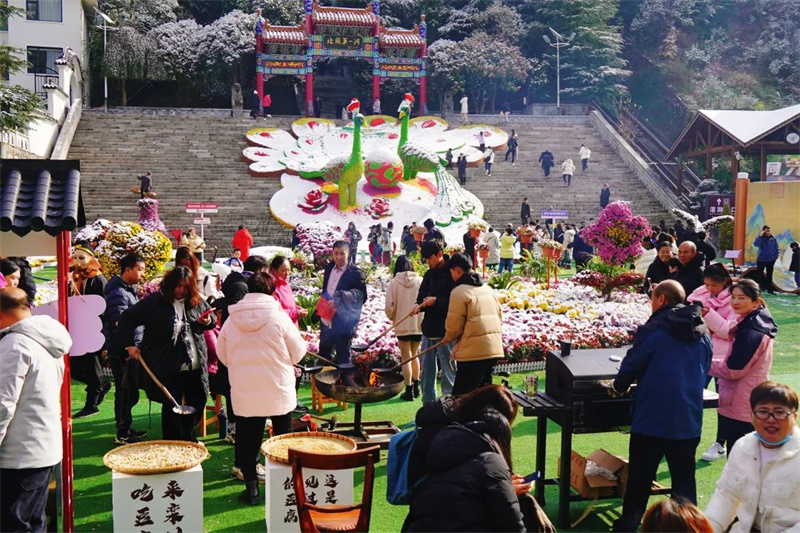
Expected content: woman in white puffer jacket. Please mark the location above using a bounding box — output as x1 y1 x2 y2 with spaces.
706 381 800 533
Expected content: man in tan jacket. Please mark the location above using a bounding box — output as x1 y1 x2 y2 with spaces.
442 253 504 396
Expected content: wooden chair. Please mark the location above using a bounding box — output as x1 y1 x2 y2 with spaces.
311 371 348 414
198 394 223 437
289 446 381 533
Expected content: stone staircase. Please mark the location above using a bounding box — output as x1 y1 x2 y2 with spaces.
460 116 672 230
67 111 672 251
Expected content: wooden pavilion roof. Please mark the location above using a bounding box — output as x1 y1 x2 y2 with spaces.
379 26 424 48
668 104 800 159
261 22 307 45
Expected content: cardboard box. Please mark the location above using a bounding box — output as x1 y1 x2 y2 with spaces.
559 449 629 499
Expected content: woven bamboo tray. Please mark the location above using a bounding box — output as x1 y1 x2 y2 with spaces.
103 440 209 475
261 432 357 465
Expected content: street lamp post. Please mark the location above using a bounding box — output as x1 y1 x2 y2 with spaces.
95 8 117 113
542 28 575 111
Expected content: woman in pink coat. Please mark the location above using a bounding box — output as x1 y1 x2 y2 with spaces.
217 272 307 506
689 264 738 462
269 255 308 326
708 279 777 456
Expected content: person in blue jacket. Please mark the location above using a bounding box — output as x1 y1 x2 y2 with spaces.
609 280 712 532
753 225 780 294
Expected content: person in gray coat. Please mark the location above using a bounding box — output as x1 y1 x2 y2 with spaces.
0 288 71 533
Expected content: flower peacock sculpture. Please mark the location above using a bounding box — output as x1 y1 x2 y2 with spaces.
322 98 364 210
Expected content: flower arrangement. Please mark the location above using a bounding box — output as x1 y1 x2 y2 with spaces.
74 219 172 281
295 221 342 269
366 197 393 219
573 269 644 298
297 188 329 213
468 220 488 232
137 199 168 236
583 202 651 266
475 241 490 251
445 244 465 256
517 225 536 236
537 239 562 249
409 224 427 235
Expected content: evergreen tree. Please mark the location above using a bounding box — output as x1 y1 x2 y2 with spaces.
0 4 43 132
534 0 630 106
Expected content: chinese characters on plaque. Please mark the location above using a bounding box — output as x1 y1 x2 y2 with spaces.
265 460 354 533
112 465 203 533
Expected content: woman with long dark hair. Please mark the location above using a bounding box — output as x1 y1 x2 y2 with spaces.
119 266 216 441
707 279 777 453
175 246 218 300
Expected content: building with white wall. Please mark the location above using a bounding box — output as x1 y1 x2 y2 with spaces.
1 0 88 100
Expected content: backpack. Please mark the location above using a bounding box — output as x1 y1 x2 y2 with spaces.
386 422 426 505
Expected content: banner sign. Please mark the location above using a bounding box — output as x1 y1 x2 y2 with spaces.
541 209 568 219
705 194 735 219
380 63 421 78
323 35 362 50
186 203 218 214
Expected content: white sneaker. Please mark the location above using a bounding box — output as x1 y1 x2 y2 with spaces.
231 463 266 483
701 442 726 462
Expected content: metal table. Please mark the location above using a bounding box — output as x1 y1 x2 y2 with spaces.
513 389 719 529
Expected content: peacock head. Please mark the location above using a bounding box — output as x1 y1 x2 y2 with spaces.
398 93 415 119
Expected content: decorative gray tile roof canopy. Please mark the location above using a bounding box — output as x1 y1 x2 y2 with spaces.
0 159 85 237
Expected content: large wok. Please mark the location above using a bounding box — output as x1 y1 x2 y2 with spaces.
314 369 405 404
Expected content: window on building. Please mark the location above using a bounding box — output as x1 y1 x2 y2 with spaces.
27 46 62 74
26 0 62 22
1 0 8 30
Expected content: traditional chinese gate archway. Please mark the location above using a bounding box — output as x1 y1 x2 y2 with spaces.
255 0 427 117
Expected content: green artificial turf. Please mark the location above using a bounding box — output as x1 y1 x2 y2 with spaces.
68 294 798 532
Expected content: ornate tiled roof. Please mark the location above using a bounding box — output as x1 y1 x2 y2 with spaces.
262 24 307 45
0 160 85 237
380 27 424 47
312 2 375 27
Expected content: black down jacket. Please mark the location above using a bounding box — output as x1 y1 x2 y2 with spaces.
404 422 525 532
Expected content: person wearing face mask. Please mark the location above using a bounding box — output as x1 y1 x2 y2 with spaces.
118 266 216 442
707 279 777 454
688 264 737 462
705 381 800 533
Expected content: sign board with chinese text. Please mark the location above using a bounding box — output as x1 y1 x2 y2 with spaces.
185 203 218 214
265 459 353 533
112 465 203 533
193 217 210 225
323 35 362 50
704 194 735 220
541 209 569 219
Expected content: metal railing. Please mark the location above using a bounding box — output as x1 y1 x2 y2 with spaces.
591 102 702 208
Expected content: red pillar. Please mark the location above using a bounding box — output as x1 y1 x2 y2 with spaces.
56 231 74 533
419 15 428 114
305 10 313 117
373 2 380 110
256 34 264 100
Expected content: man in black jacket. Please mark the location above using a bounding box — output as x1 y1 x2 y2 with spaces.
693 231 717 267
412 240 456 404
103 253 147 444
216 255 269 324
316 241 367 365
674 241 705 298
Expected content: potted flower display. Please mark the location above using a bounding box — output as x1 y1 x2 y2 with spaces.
468 220 487 238
475 241 490 258
517 225 536 244
410 223 427 242
537 238 562 259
